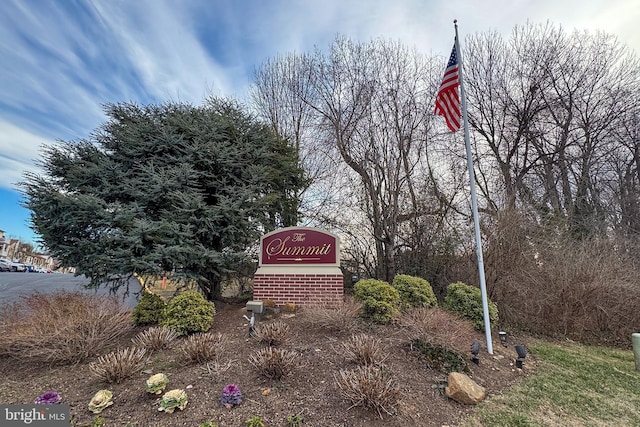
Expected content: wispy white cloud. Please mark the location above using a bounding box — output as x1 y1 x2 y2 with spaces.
88 0 237 101
0 120 49 189
0 0 637 194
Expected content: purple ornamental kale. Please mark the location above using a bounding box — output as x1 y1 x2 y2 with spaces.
34 391 61 405
220 383 242 407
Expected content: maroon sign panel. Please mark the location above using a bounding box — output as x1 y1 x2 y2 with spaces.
261 227 338 265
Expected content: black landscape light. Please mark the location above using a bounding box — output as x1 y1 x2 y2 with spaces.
515 344 527 369
499 331 508 347
471 340 480 365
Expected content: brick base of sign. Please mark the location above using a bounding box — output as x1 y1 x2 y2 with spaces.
253 273 344 306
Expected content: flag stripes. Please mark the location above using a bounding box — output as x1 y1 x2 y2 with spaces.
434 44 461 132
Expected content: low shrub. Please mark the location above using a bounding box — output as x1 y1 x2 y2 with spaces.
180 332 226 364
410 338 469 374
353 279 400 324
131 291 166 326
248 347 299 380
335 365 399 418
281 302 296 313
263 299 277 309
397 306 477 354
0 292 133 364
443 282 498 331
159 291 215 335
131 326 179 351
88 347 147 383
302 297 362 334
254 321 289 346
392 274 438 308
340 334 386 366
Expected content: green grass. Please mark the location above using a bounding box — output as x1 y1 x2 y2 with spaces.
465 340 640 427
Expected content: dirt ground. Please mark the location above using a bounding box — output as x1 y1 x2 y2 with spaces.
0 302 533 427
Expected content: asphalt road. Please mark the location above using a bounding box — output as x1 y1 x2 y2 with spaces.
0 272 142 308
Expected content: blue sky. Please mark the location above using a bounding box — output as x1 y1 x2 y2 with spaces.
1 0 638 247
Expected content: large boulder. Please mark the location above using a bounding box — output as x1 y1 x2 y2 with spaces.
445 372 486 405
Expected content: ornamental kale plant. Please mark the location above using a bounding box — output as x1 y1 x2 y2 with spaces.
220 383 243 407
34 391 61 404
146 373 169 395
159 389 188 413
88 390 113 414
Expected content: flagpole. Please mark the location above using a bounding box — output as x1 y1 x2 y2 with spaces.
454 19 494 355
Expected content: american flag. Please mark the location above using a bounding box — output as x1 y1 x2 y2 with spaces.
434 44 461 132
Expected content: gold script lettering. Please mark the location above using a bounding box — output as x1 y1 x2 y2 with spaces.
264 235 332 260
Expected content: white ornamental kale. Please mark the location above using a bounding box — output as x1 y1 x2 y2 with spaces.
146 373 168 394
88 390 113 414
159 389 188 413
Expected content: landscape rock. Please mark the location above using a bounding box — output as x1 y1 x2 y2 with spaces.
445 372 486 405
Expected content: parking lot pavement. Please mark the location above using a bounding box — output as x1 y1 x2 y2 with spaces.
0 272 141 307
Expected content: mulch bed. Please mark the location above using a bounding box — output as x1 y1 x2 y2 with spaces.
0 302 533 426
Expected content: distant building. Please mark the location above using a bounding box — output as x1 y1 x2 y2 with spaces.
0 229 6 257
0 228 68 272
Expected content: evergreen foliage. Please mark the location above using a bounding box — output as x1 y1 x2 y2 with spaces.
443 282 499 331
392 274 438 308
20 99 307 298
160 290 216 335
353 279 400 324
131 291 166 326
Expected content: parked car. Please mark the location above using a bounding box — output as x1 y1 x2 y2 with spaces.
0 259 11 272
0 259 27 272
12 262 27 272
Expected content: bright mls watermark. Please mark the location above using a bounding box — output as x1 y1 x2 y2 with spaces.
1 405 69 426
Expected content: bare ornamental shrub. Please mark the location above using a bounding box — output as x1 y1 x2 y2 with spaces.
335 365 399 418
0 292 133 364
180 332 226 364
248 347 299 380
302 298 362 334
397 306 477 355
131 326 179 351
254 321 289 346
489 230 640 346
89 347 147 384
340 334 386 366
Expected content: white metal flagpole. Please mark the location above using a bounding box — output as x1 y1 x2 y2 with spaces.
454 20 494 355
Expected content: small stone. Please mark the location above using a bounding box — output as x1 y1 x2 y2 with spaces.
262 388 271 396
186 385 193 389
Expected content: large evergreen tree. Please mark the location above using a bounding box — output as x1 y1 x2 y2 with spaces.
20 98 306 299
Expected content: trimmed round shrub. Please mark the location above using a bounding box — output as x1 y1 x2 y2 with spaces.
353 279 400 324
159 291 215 335
132 291 167 326
392 274 438 308
442 282 498 331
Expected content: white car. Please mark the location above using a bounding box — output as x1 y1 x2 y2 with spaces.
12 262 27 272
0 259 27 272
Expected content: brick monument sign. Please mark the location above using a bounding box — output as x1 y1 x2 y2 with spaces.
252 227 343 306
